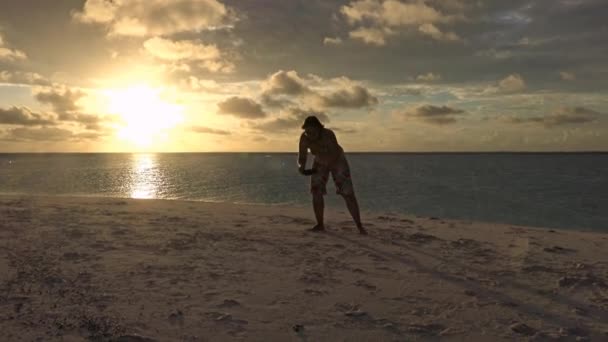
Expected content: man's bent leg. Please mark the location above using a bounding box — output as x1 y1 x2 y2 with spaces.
342 193 367 234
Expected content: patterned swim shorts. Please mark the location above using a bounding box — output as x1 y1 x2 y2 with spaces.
310 154 354 196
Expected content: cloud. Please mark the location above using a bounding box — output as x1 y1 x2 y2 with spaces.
0 126 105 142
34 87 109 129
217 96 267 119
260 70 378 110
559 71 576 81
143 37 234 73
0 33 27 61
418 23 460 42
73 0 232 37
498 74 526 93
0 71 50 86
340 0 463 44
0 107 55 126
342 0 444 26
349 27 391 46
332 127 358 134
475 48 514 60
251 108 329 132
260 94 294 109
507 107 601 127
400 104 465 125
262 70 311 96
485 74 526 94
416 72 442 82
35 88 84 114
317 85 379 108
323 37 343 46
191 126 231 135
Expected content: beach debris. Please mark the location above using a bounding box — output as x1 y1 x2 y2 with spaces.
406 323 445 335
557 274 607 288
573 307 587 316
168 309 184 326
345 309 367 317
450 238 481 248
559 326 589 338
406 232 440 244
354 279 377 290
216 313 232 321
115 334 158 342
218 299 241 308
543 246 576 254
463 290 476 297
510 322 537 336
336 302 368 318
292 324 304 332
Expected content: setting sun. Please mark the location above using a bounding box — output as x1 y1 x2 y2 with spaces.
105 85 183 147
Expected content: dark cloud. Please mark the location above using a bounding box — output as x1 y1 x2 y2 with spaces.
1 127 76 142
192 126 231 135
508 106 601 127
217 96 267 119
0 106 55 126
318 85 378 108
402 105 465 125
35 88 84 114
251 108 329 132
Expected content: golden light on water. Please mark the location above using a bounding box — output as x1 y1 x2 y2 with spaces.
105 85 184 148
130 153 160 199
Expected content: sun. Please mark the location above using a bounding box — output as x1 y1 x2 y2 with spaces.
105 84 184 147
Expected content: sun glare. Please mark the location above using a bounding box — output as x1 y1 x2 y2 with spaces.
106 85 183 147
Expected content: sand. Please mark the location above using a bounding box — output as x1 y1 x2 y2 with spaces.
1 195 607 341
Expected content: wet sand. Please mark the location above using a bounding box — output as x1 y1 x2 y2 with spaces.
1 195 607 341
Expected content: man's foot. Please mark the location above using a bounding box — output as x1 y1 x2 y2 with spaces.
358 226 368 235
308 224 325 232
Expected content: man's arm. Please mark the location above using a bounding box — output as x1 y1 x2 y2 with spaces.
298 134 308 173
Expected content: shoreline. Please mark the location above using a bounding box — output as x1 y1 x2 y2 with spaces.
1 195 607 341
0 192 603 234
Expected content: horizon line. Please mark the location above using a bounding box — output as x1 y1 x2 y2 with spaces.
1 151 607 154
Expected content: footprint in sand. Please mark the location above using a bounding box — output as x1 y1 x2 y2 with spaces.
168 309 185 326
406 233 440 244
543 246 576 254
205 312 249 335
303 289 327 296
217 299 241 308
354 280 377 291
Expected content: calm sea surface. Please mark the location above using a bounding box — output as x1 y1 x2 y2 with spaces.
1 153 606 232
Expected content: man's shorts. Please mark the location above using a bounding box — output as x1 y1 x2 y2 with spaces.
310 154 354 196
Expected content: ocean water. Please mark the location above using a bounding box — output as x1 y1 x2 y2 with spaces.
0 153 606 232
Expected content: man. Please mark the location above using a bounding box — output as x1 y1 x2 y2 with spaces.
298 115 367 235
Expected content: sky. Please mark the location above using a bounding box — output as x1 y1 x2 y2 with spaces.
0 0 607 152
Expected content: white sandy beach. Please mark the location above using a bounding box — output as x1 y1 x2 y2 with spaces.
0 195 607 341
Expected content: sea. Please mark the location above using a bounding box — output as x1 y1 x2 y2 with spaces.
0 153 606 232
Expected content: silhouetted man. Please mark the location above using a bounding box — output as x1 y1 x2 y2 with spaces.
298 116 367 235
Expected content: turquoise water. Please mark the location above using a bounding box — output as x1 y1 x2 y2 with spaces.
0 153 606 231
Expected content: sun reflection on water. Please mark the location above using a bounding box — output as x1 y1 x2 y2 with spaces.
130 154 160 199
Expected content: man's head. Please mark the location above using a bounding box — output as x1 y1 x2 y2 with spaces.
302 115 324 140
